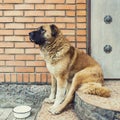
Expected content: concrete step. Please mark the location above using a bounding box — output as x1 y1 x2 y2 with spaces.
36 102 79 120
74 80 120 120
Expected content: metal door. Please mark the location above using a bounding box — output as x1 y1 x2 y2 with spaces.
91 0 120 78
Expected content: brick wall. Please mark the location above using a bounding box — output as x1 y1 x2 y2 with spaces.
0 0 87 84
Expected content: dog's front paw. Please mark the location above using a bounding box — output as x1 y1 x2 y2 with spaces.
44 98 55 104
48 106 61 115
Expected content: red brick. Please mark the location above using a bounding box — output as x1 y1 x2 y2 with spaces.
30 74 35 82
0 74 4 82
36 74 41 82
45 0 65 3
0 17 13 22
17 74 23 82
5 74 11 82
5 49 24 54
14 30 32 35
0 4 13 9
36 55 44 61
26 61 46 66
0 36 3 41
5 23 24 29
0 49 4 53
15 67 34 73
77 42 86 48
45 11 65 16
66 36 75 42
0 55 14 60
6 61 25 66
5 36 24 41
77 0 86 3
15 17 34 22
35 4 55 10
61 30 75 35
54 23 65 28
66 11 75 16
0 67 14 72
36 67 48 72
77 17 86 22
11 74 16 82
15 42 34 48
25 23 42 29
77 4 86 9
56 17 75 22
0 42 14 48
35 17 55 22
0 61 5 66
77 10 86 16
25 0 44 3
66 0 75 3
25 11 44 16
0 24 4 28
25 49 40 54
41 73 47 83
77 36 86 42
4 0 23 3
15 55 35 60
25 36 32 42
77 23 86 29
66 23 75 29
23 74 29 82
4 11 23 16
0 11 2 16
15 4 34 9
0 30 13 35
56 5 75 10
77 30 86 35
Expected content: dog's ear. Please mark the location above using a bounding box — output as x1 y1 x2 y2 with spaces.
50 24 58 37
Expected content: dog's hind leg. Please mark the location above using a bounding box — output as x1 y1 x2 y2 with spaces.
48 67 104 114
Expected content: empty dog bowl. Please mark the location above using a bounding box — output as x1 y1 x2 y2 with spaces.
13 105 31 119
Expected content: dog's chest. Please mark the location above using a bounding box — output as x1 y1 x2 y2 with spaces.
46 60 68 76
46 62 61 75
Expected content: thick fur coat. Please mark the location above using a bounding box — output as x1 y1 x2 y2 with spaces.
29 24 110 114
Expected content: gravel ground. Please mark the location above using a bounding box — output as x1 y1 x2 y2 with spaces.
0 84 50 108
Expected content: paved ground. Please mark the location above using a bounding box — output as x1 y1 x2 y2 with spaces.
0 81 120 120
0 84 50 108
0 84 50 120
36 102 79 120
0 108 38 120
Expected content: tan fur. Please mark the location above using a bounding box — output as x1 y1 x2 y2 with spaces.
36 25 111 114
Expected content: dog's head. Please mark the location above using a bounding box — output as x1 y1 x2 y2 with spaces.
29 24 59 45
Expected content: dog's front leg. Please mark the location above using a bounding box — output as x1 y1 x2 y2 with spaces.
49 75 68 112
44 74 56 104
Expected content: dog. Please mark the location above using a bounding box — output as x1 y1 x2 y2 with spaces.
29 24 110 114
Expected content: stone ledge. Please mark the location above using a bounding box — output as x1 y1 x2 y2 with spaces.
36 102 79 120
74 80 120 120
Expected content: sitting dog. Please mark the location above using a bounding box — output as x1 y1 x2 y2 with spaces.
29 24 110 114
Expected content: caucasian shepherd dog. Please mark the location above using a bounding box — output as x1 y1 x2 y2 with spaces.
29 24 110 114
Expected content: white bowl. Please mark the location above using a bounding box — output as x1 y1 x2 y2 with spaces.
13 105 31 119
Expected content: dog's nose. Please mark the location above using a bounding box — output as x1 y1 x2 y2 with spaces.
29 32 34 37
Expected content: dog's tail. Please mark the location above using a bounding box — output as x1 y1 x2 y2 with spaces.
80 82 111 97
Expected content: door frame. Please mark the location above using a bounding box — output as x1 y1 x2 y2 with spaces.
87 0 91 55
